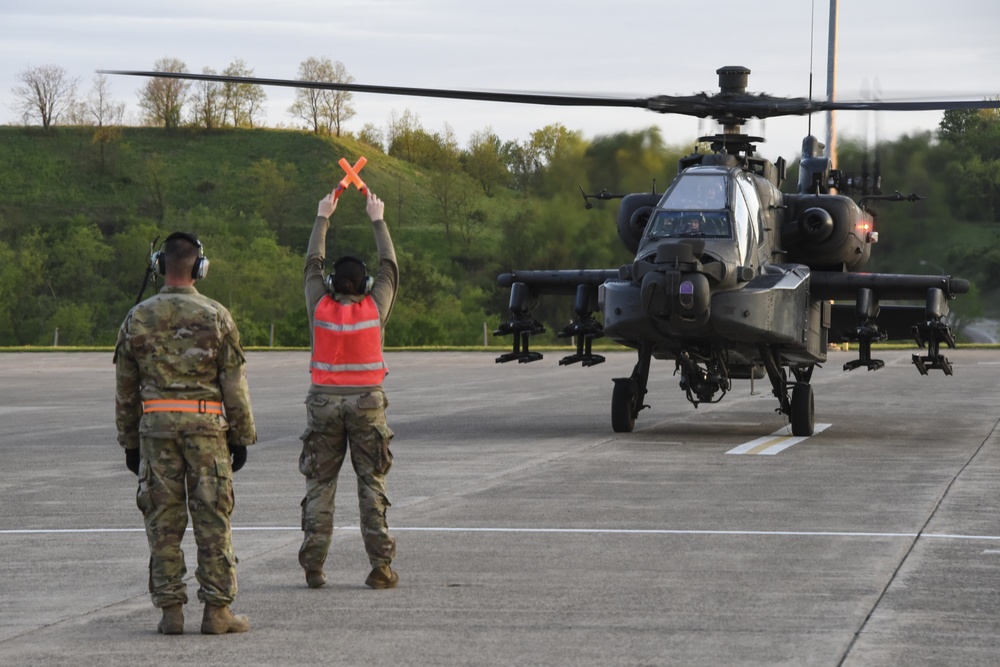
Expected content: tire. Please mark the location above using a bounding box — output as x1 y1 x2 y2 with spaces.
611 380 637 433
790 382 815 437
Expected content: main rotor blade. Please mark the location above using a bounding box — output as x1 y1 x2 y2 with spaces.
818 99 1000 112
100 70 1000 120
99 70 650 110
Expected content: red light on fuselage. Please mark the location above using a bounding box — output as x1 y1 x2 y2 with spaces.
855 219 872 234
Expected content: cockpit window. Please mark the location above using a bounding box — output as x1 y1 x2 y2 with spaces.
658 174 727 210
646 210 731 238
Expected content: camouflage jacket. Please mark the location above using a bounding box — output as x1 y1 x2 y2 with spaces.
115 286 256 450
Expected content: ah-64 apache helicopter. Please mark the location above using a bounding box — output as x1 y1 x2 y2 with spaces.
106 65 1000 436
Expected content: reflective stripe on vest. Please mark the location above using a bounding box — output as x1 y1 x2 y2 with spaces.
142 399 224 415
311 295 388 386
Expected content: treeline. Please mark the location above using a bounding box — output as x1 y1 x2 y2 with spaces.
10 58 353 134
1 100 998 348
0 121 691 347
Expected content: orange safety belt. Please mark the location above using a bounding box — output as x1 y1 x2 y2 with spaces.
142 399 224 415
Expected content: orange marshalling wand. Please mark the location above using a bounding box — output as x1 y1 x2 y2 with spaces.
334 156 368 199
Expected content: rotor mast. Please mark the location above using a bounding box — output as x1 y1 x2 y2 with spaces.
715 66 752 135
697 66 765 159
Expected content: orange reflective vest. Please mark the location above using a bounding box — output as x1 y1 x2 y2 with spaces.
311 295 388 386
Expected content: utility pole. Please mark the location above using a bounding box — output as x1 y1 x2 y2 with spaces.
826 0 839 170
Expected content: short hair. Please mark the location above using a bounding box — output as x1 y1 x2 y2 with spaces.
162 232 201 276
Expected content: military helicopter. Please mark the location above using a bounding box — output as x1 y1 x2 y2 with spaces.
104 65 1000 436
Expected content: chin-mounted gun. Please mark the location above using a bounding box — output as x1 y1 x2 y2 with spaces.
911 288 957 375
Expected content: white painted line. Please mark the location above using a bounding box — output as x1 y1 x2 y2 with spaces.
5 525 1000 542
726 423 832 455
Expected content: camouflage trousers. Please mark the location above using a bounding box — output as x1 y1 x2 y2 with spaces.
298 389 395 571
137 432 237 608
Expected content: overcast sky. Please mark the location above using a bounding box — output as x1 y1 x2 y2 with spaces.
2 0 998 163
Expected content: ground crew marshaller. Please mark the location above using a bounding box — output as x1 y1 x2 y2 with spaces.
115 231 256 635
298 188 400 590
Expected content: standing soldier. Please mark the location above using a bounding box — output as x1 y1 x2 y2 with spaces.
115 231 256 635
298 189 399 590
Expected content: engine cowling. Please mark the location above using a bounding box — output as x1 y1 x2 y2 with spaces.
616 193 661 254
781 194 872 271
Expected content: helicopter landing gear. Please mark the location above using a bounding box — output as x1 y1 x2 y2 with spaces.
760 345 816 436
611 343 652 433
611 379 639 433
790 382 815 437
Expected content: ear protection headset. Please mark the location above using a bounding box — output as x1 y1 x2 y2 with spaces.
152 232 210 281
325 255 373 295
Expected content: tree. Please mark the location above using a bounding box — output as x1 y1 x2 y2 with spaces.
288 57 354 135
83 73 126 174
464 128 509 196
504 124 585 195
189 67 225 129
939 109 979 144
11 64 80 129
137 58 190 129
386 109 422 161
585 127 680 193
938 103 1000 221
247 158 299 243
84 73 126 127
357 122 385 151
222 59 267 129
326 60 356 136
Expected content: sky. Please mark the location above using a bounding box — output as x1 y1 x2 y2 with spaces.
2 0 999 164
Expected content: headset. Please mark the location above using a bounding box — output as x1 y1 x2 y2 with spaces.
325 255 373 295
151 232 210 281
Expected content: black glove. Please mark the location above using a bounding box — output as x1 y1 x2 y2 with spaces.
229 444 247 472
125 448 140 475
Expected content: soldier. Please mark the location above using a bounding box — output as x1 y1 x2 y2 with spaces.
298 189 399 590
115 231 256 635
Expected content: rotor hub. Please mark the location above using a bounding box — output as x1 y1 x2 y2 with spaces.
716 66 750 95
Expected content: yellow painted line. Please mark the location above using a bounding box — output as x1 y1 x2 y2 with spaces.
746 436 793 454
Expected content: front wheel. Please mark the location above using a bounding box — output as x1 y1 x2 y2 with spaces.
790 382 815 436
611 380 637 433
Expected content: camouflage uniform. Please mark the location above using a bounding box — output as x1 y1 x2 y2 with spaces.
299 211 399 573
116 286 256 609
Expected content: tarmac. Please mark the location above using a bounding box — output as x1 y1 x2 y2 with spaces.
1 348 999 666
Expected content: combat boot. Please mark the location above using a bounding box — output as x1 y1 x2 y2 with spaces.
200 604 250 634
364 565 399 589
157 604 184 635
305 569 327 589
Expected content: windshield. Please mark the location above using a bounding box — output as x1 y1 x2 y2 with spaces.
646 210 731 239
658 174 727 210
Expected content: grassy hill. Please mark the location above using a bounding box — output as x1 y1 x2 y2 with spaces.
1 124 995 350
0 125 532 347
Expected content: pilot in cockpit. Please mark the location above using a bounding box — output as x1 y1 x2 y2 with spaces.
678 214 705 234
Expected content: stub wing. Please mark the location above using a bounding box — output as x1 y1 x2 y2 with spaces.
809 272 970 302
812 271 969 375
494 269 621 365
497 269 621 295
